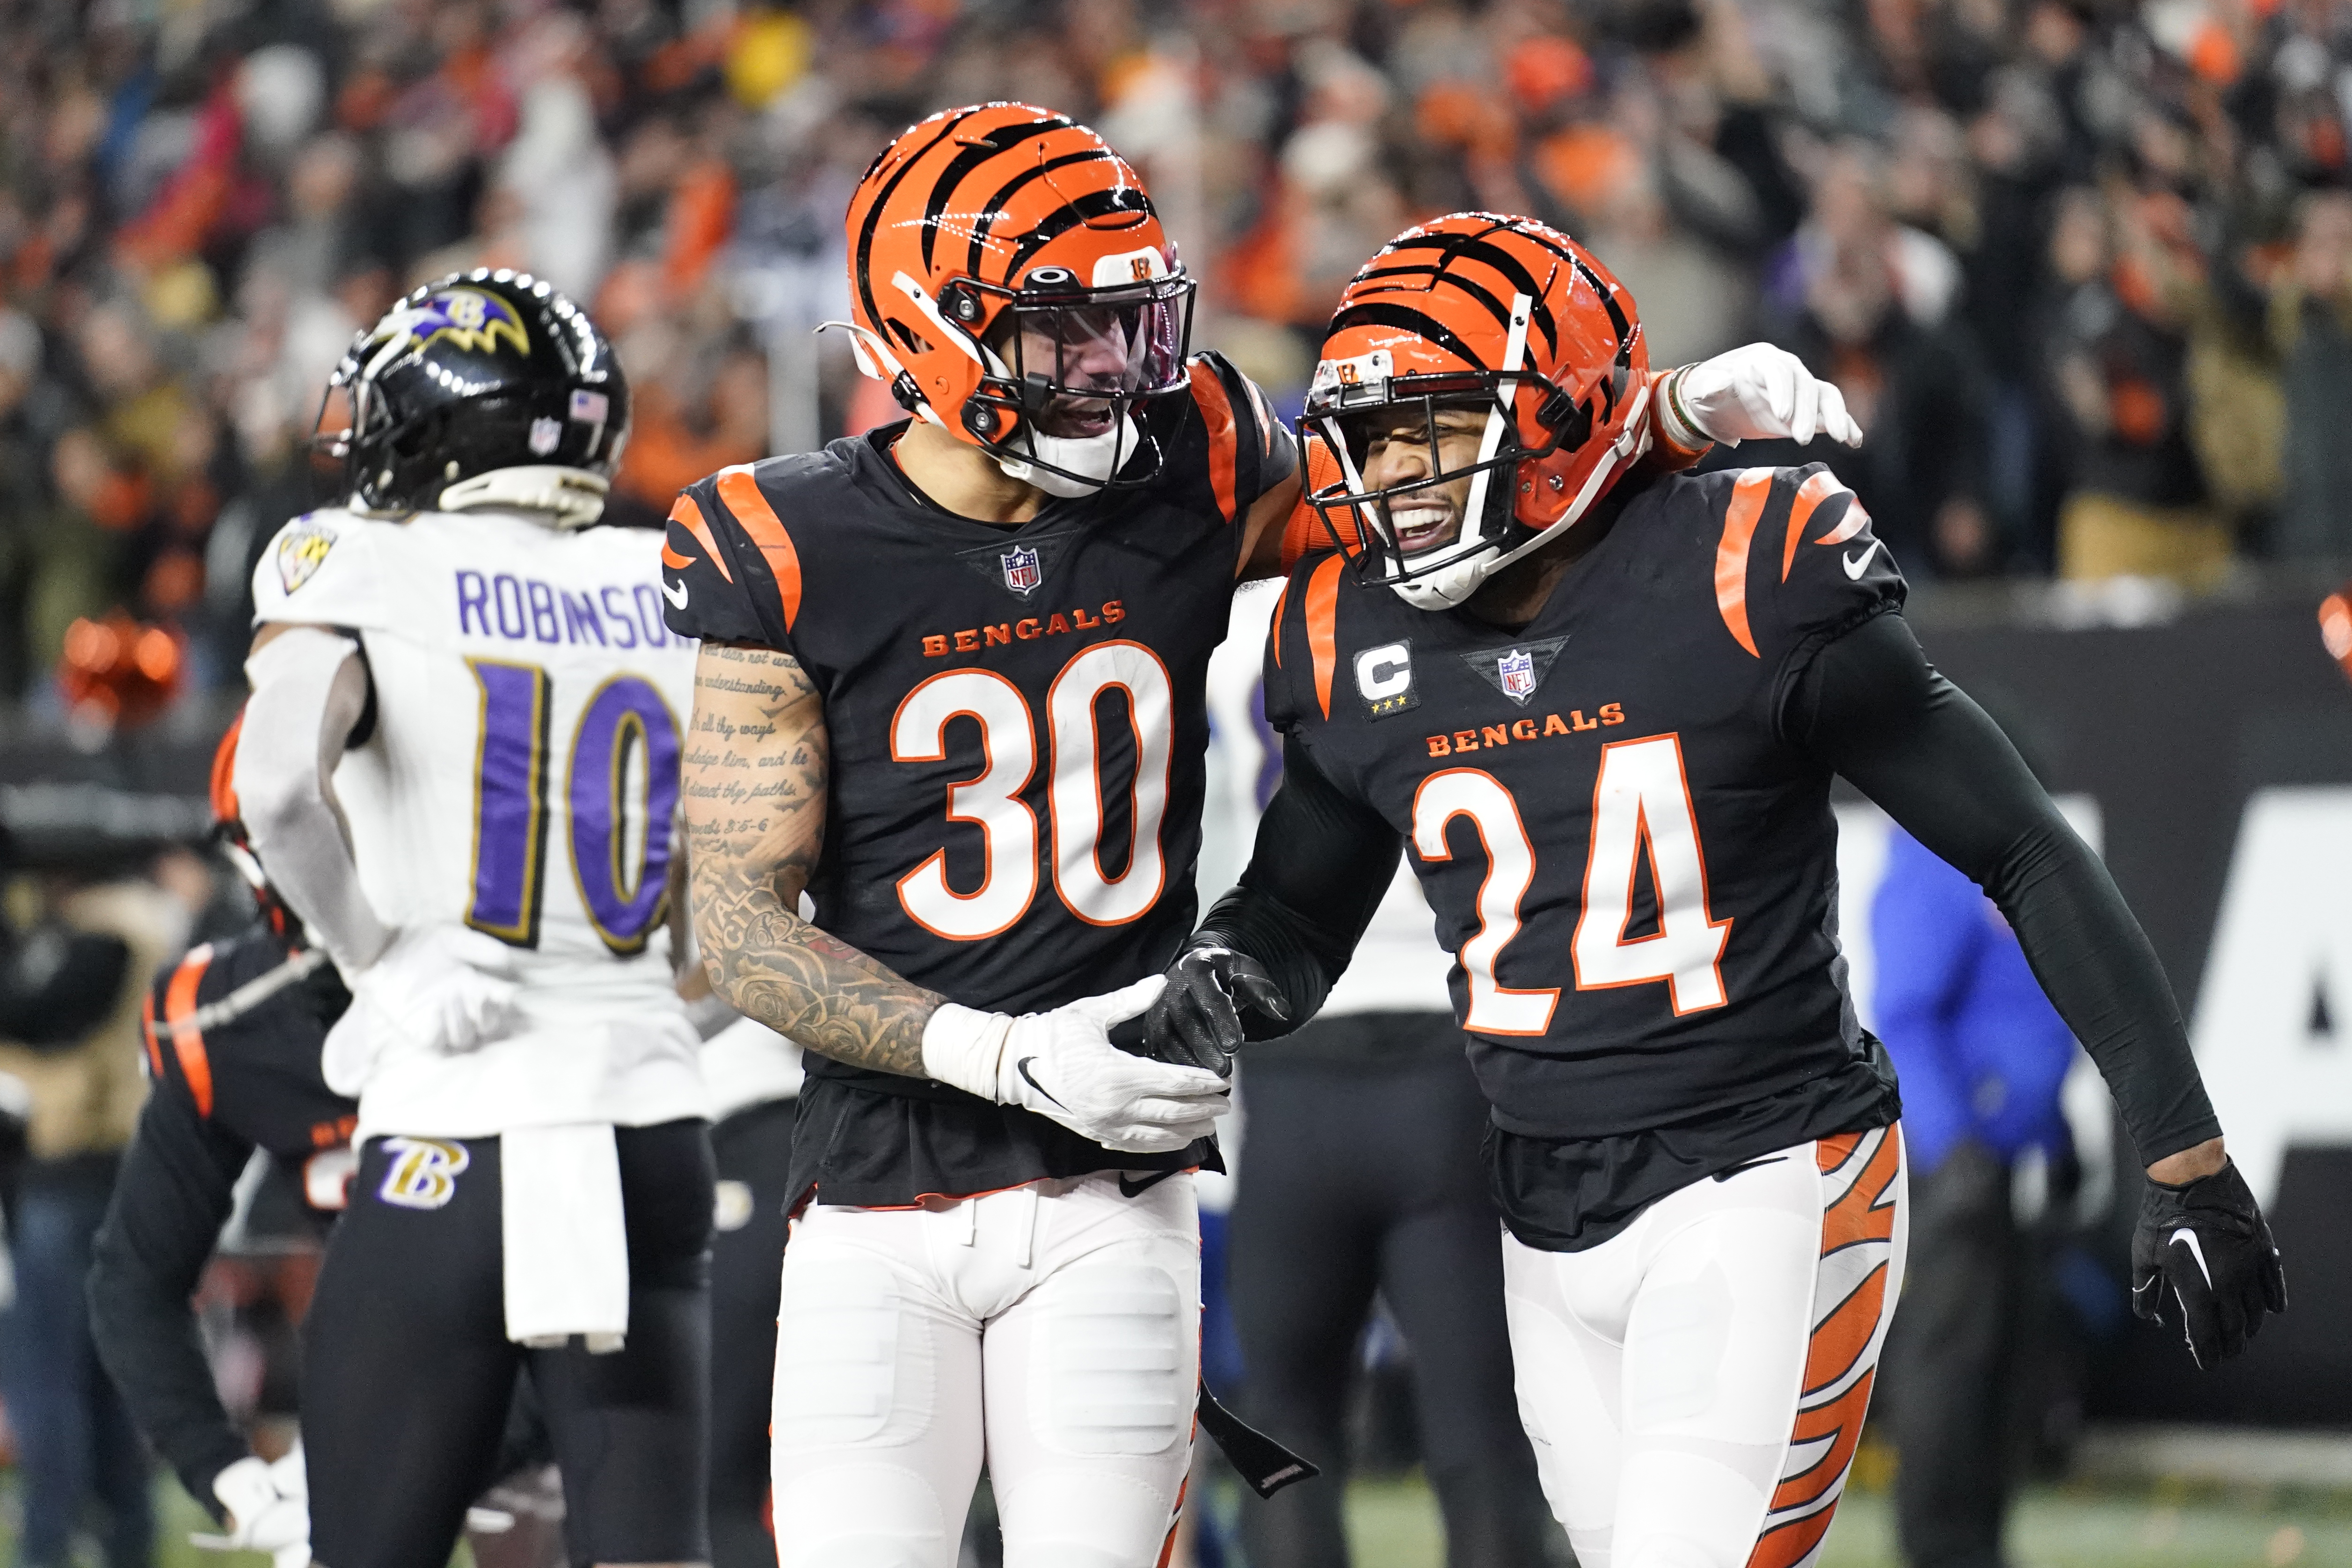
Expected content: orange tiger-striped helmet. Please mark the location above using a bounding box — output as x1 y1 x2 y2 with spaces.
836 102 1195 495
1305 212 1650 608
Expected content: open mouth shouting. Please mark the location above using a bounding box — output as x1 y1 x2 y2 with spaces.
1387 494 1462 555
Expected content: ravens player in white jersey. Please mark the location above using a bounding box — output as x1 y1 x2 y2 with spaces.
234 270 712 1568
661 107 1866 1568
1151 213 2286 1568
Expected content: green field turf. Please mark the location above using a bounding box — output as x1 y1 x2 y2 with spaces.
7 1468 2349 1567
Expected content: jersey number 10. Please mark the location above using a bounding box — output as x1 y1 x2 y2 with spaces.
465 659 684 953
1414 733 1732 1032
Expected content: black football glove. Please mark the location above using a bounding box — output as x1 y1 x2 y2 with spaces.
1144 943 1291 1076
2130 1159 2286 1368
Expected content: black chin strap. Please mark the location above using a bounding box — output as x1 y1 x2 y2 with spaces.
1196 1380 1320 1497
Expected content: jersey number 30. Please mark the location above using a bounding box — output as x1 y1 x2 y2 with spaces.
466 659 683 953
891 641 1173 939
1413 734 1731 1032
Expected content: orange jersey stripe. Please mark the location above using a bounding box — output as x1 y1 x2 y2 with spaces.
1815 496 1872 548
660 541 695 571
1712 469 1776 658
163 944 215 1118
668 493 734 584
1188 361 1241 524
1781 471 1849 582
1305 553 1345 720
716 466 805 634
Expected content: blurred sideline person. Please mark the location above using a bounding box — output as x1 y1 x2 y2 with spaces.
234 270 713 1568
1151 212 2283 1568
1870 825 2079 1568
91 734 350 1565
1201 586 1551 1568
658 103 1845 1568
0 814 194 1568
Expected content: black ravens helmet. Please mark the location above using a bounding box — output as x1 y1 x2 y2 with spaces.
317 270 630 526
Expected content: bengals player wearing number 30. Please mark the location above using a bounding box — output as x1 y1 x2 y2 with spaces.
662 105 1864 1568
1148 211 2289 1568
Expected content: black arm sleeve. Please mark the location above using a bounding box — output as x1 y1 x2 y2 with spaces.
1195 735 1405 1032
1785 610 2221 1164
87 1086 256 1517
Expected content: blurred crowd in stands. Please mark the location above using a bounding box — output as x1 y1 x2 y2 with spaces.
8 0 2352 715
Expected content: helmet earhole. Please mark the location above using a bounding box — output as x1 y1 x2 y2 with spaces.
967 403 1000 437
890 373 924 413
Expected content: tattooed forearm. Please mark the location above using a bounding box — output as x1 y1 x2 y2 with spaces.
684 642 946 1076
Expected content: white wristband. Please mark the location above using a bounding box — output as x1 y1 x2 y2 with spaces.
920 1003 1012 1102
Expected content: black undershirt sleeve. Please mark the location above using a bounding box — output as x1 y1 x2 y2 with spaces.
87 1085 257 1517
1196 734 1405 1034
1784 610 2221 1165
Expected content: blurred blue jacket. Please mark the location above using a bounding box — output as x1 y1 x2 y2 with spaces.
1870 826 2078 1175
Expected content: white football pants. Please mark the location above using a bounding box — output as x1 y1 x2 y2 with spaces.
771 1171 1200 1568
1504 1126 1908 1568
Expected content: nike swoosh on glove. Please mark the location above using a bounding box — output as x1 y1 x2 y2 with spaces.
1145 942 1290 1075
2131 1159 2287 1368
923 977 1231 1154
1659 343 1865 450
197 1448 310 1568
322 925 522 1094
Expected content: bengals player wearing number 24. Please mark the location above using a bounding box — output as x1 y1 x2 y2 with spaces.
1150 213 2285 1568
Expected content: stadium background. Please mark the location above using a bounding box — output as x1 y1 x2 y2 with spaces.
4 0 2352 1561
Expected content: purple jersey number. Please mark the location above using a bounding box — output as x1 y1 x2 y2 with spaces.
466 659 682 953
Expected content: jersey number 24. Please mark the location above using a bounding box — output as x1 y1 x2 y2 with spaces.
1414 733 1731 1032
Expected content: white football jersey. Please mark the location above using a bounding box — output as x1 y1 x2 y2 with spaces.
251 505 707 1137
1200 581 1453 1017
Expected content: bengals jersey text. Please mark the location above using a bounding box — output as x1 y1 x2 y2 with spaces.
1262 463 1906 1246
664 352 1294 1205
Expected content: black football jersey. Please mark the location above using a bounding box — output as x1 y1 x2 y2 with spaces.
664 353 1295 1205
1264 463 1904 1227
142 924 357 1209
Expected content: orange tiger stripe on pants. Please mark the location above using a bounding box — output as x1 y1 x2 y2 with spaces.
1500 1125 1907 1568
1747 1126 1906 1568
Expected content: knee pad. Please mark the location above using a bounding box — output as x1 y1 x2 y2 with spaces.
1030 1263 1188 1458
773 1463 952 1568
996 1469 1174 1568
773 1256 928 1451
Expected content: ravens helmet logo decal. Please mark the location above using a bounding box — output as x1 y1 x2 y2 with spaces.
373 287 531 361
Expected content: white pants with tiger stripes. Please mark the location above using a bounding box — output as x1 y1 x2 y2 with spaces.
1502 1125 1908 1568
769 1171 1201 1568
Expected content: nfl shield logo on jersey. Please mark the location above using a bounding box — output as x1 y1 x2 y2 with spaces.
1002 546 1043 596
1498 648 1537 702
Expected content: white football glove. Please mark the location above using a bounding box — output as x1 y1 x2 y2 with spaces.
196 1447 309 1568
1658 344 1865 450
323 925 522 1094
922 977 1231 1154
